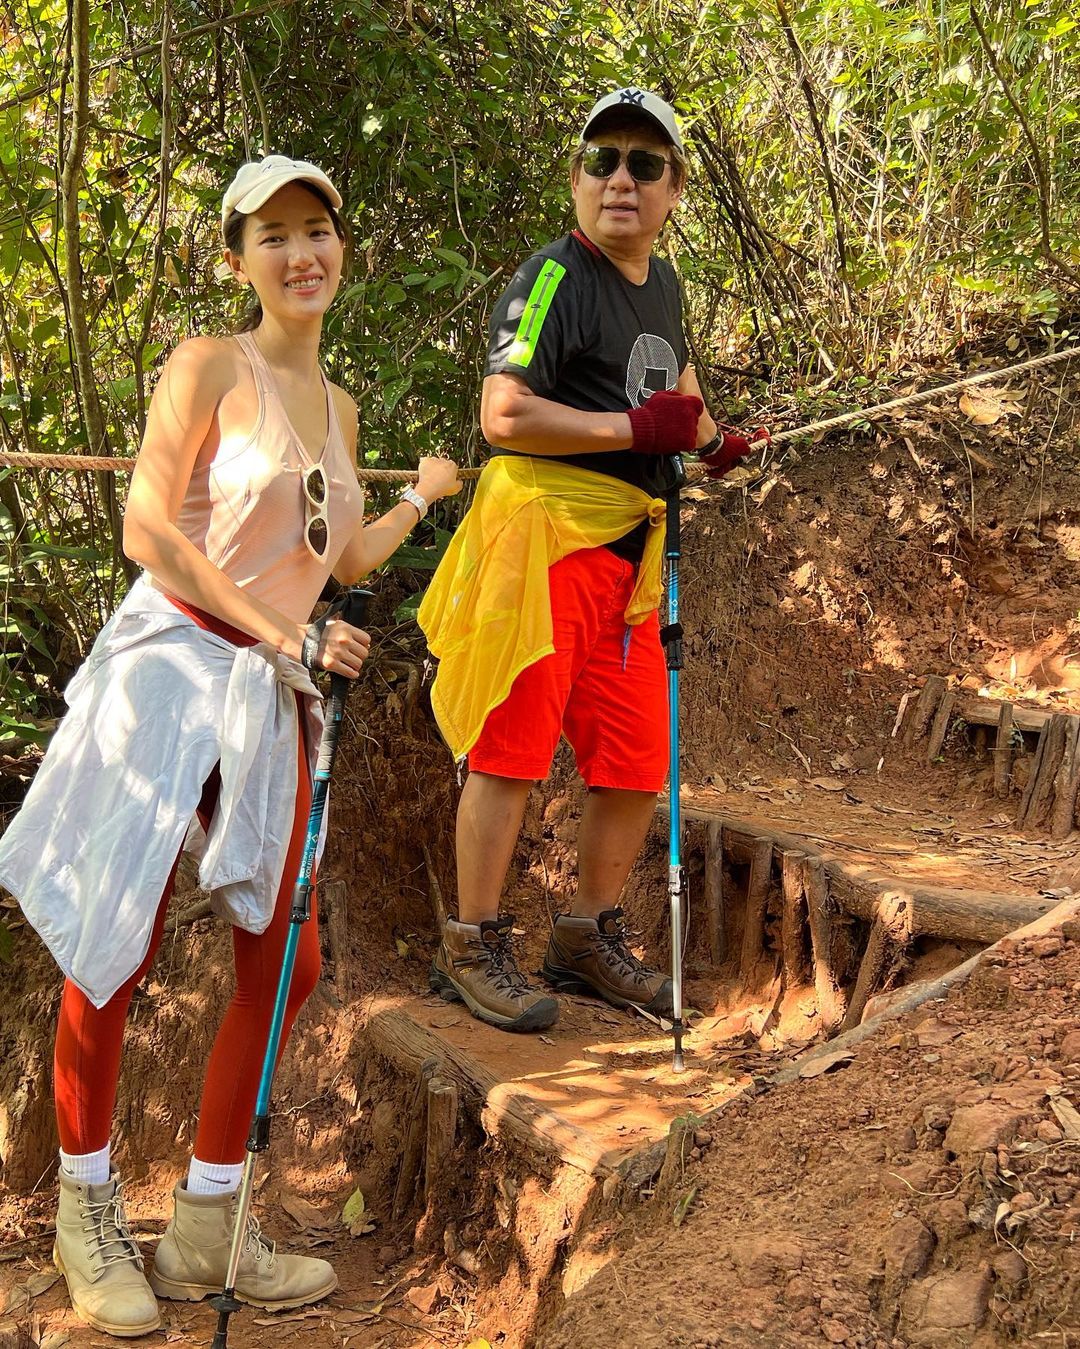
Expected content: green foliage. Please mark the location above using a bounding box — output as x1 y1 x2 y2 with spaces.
1 0 1078 724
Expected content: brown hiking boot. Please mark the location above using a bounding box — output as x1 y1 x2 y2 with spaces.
542 908 673 1017
429 916 559 1032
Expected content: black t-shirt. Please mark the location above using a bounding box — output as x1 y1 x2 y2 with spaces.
485 232 688 561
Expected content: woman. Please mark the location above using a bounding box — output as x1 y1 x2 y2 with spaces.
0 154 460 1336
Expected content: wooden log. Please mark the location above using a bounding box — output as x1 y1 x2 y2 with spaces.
802 855 846 1032
1051 715 1080 840
925 690 956 762
666 804 1058 946
840 892 911 1032
655 1116 693 1201
822 869 1044 946
903 675 946 747
1017 719 1049 823
391 1056 438 1219
961 699 1047 734
424 1077 458 1202
368 1004 616 1176
780 850 809 992
737 838 774 983
1020 713 1069 830
704 820 724 966
994 702 1015 799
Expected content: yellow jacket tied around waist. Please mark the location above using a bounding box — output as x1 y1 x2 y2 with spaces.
418 455 667 760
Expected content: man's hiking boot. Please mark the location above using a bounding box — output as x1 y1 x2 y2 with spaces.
53 1169 161 1338
429 916 559 1032
542 908 674 1017
150 1181 337 1309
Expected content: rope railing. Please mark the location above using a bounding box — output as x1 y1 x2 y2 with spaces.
1 344 1076 481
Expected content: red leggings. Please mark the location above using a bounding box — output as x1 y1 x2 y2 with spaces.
53 604 321 1163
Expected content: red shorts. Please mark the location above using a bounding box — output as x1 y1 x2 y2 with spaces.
469 547 669 792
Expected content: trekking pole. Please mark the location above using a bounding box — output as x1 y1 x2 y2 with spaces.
660 458 687 1074
210 586 373 1349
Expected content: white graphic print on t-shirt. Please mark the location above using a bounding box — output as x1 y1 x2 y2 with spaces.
625 332 680 408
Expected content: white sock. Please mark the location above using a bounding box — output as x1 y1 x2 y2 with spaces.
186 1157 244 1196
59 1143 111 1185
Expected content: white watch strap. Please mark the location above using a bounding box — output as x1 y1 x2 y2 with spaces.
400 486 429 520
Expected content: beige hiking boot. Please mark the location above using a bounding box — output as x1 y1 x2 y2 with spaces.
53 1169 161 1338
149 1181 337 1310
542 908 674 1017
429 916 559 1032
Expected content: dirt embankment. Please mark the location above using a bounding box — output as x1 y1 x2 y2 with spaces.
536 920 1080 1349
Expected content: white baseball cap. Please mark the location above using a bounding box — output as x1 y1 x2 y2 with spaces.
221 154 342 233
580 88 684 151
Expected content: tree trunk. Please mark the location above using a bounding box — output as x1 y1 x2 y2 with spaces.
60 0 135 587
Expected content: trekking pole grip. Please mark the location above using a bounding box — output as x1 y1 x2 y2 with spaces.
315 588 373 779
329 587 374 703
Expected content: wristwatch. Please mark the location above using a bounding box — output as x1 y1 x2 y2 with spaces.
400 485 429 521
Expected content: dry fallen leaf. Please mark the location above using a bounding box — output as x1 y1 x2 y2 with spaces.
26 1270 60 1298
959 391 1001 425
252 1309 329 1326
1049 1092 1080 1140
798 1048 855 1079
809 776 846 792
280 1190 331 1231
404 1281 440 1315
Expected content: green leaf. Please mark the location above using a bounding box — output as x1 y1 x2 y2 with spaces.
394 592 422 624
432 246 469 268
382 375 412 414
384 541 443 570
672 1185 698 1228
341 1188 366 1225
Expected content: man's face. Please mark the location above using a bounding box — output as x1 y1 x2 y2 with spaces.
571 125 681 254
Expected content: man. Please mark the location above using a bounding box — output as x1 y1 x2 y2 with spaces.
420 88 760 1032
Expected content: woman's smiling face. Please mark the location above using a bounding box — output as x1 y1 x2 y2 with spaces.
225 181 344 323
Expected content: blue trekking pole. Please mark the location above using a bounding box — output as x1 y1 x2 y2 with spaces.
211 586 373 1349
660 458 687 1073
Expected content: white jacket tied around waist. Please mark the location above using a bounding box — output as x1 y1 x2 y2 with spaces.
0 576 324 1008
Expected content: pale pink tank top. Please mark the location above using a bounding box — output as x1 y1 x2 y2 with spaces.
166 332 365 624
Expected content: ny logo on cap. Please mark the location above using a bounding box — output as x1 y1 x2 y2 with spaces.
618 88 645 106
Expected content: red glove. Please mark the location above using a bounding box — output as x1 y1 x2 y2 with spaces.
627 389 704 456
697 424 770 479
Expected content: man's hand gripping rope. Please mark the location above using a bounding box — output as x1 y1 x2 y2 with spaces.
695 423 772 479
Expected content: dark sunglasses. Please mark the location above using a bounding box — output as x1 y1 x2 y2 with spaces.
581 146 671 184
